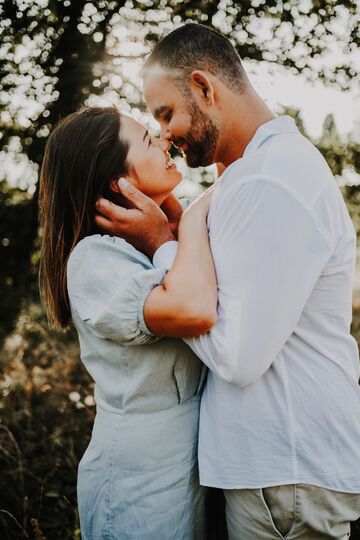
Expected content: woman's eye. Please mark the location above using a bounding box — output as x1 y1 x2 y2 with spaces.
148 137 152 148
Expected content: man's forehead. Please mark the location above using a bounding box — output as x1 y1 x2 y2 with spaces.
143 66 179 108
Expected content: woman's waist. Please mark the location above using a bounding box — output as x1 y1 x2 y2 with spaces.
82 397 200 474
92 359 207 413
95 394 201 425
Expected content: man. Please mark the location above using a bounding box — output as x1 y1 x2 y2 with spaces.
96 24 360 539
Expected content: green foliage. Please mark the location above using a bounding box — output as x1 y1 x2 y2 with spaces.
0 181 38 345
0 303 93 539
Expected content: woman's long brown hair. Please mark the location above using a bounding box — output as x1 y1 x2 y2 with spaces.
39 106 129 329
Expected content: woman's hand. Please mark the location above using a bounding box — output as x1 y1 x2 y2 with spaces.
144 183 218 338
160 193 183 238
182 185 216 222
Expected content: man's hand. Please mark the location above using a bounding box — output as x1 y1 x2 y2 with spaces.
95 179 175 258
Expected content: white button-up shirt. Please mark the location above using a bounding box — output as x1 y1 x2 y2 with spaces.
154 116 360 492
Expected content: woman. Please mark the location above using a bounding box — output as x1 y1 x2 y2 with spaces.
39 106 218 539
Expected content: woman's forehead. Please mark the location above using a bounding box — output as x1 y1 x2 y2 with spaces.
120 114 144 137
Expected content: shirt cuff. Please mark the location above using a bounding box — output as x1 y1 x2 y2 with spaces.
152 241 178 271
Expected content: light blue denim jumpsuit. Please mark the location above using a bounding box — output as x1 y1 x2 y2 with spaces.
67 234 207 540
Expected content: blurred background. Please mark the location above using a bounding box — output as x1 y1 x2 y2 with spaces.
0 1 359 538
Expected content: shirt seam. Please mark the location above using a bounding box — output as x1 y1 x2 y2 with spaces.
281 352 298 481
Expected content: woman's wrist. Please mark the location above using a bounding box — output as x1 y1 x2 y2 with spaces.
180 207 207 229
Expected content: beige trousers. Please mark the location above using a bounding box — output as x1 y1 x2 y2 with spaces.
224 484 360 539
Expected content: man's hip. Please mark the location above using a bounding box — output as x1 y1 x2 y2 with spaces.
223 484 360 539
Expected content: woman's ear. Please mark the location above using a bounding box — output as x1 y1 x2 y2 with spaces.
105 177 136 209
190 70 215 106
109 178 122 194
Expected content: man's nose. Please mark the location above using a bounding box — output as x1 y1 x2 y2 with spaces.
161 126 172 142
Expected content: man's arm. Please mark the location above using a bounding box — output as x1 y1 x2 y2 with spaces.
153 179 333 387
143 201 217 337
184 179 333 386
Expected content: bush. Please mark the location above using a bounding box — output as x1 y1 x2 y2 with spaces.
0 302 93 539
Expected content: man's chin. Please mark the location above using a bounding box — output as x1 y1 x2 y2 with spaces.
186 153 214 168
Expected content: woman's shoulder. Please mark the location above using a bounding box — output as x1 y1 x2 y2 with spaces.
70 233 127 257
68 234 151 269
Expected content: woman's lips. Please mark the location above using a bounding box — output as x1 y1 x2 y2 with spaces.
165 154 176 170
165 159 176 170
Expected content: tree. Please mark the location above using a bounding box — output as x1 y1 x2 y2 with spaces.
0 0 122 343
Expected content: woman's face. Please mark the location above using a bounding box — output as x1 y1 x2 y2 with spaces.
118 114 182 205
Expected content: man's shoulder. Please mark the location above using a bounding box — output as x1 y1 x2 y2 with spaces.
220 132 333 208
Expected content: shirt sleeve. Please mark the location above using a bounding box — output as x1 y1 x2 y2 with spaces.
153 240 178 270
183 178 334 387
67 235 166 345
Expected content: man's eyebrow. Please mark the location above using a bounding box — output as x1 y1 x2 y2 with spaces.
143 129 149 142
154 106 169 120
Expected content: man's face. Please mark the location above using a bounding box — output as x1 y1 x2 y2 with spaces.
143 67 219 168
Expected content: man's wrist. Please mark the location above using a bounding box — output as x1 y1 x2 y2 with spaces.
147 231 176 259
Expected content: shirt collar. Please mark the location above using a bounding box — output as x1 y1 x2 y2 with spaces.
243 115 299 157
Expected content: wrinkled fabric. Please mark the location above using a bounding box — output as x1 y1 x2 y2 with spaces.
224 484 360 539
78 400 206 540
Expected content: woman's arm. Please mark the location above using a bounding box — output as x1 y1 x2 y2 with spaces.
144 189 218 337
95 184 218 338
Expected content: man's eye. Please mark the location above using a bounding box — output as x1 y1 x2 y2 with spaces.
164 111 172 122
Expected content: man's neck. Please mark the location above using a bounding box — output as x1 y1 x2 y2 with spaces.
216 89 276 167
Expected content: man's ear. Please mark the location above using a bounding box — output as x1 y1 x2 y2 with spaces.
190 70 215 106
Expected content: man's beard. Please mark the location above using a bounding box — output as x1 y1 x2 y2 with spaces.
182 101 219 168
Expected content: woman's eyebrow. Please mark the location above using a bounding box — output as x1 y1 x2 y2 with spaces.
143 129 149 142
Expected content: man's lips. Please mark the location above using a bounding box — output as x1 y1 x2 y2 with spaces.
173 138 186 150
175 142 188 154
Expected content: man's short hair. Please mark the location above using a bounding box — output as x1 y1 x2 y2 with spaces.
142 23 247 95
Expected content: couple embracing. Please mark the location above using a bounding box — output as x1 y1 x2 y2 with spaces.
39 24 360 539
